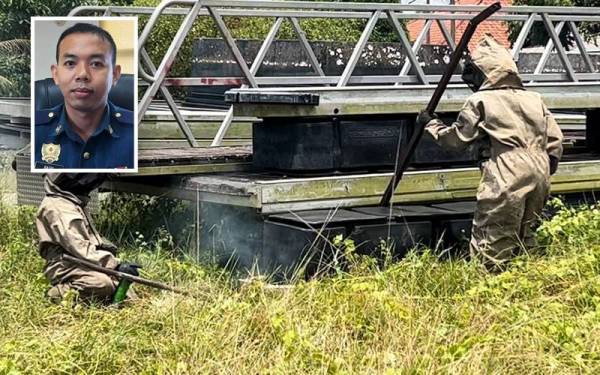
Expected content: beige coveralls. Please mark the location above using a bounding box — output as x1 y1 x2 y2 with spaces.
425 36 564 269
36 176 119 303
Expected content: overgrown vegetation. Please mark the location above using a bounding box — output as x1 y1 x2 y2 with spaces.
0 151 16 202
96 192 195 250
1 189 600 372
0 0 134 96
508 0 600 48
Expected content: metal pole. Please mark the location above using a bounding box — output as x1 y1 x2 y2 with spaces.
387 10 428 85
380 2 502 206
450 0 455 42
211 17 284 146
397 19 432 80
140 48 200 147
137 0 204 125
533 21 565 78
541 13 577 82
61 254 196 297
337 9 382 87
511 13 536 61
569 21 596 73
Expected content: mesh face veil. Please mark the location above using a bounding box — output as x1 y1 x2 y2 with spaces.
51 173 106 196
461 57 487 92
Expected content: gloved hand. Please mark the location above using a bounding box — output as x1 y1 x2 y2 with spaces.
97 240 118 253
549 155 559 175
116 262 141 277
416 110 437 127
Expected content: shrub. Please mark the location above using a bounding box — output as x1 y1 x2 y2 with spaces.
536 197 600 249
508 0 600 48
0 0 134 96
95 192 195 251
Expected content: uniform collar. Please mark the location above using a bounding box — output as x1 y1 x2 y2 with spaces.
55 102 121 143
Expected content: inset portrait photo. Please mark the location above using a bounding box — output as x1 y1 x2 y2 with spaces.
31 17 138 172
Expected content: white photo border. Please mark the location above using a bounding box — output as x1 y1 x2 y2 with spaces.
30 16 138 173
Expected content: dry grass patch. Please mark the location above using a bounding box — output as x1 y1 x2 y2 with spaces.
1 199 600 373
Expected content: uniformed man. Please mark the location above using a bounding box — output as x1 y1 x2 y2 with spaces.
34 22 134 169
418 36 564 271
36 173 138 303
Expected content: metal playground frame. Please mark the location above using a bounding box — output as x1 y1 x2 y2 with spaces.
69 1 600 146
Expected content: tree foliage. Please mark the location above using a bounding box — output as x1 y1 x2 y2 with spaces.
508 0 600 48
0 0 133 96
575 0 600 42
135 0 403 80
0 40 29 96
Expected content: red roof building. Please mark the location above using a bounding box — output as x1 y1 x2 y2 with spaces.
406 0 513 49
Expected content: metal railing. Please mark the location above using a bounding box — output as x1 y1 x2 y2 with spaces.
70 1 600 147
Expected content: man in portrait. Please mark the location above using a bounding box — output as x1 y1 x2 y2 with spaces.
34 22 134 169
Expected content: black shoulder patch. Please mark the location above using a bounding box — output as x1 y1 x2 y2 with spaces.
35 105 62 126
112 105 133 125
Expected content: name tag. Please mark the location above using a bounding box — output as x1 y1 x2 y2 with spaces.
35 161 65 169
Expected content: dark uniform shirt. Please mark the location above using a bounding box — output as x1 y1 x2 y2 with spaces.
34 101 134 169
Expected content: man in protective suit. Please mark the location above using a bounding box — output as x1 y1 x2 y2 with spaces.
36 173 138 303
418 36 563 271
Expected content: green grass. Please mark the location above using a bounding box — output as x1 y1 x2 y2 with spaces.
0 151 17 205
1 195 600 374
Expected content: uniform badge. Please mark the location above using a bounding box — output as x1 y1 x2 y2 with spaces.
41 143 61 163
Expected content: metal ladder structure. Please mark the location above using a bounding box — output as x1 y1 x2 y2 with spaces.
70 1 600 146
46 2 600 269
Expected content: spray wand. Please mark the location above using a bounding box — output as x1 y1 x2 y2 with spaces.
380 2 502 206
60 253 199 301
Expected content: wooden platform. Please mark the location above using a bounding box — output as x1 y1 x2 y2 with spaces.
136 145 252 175
229 83 600 118
140 106 253 149
107 158 600 214
0 98 29 119
0 97 590 176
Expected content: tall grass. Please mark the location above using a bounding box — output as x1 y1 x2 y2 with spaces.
1 195 600 373
0 151 16 205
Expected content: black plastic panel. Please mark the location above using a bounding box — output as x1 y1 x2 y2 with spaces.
586 109 600 153
262 220 346 278
431 201 476 215
253 117 410 172
412 114 488 166
437 218 472 247
350 221 432 257
199 200 479 278
226 92 319 105
269 208 381 227
352 205 455 218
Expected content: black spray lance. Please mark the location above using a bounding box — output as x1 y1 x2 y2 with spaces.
61 254 200 302
380 2 502 207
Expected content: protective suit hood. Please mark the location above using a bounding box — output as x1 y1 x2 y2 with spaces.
44 173 105 206
44 174 84 206
471 35 523 91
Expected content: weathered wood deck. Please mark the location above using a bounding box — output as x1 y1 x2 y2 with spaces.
1 98 588 167
104 157 600 214
136 145 252 175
